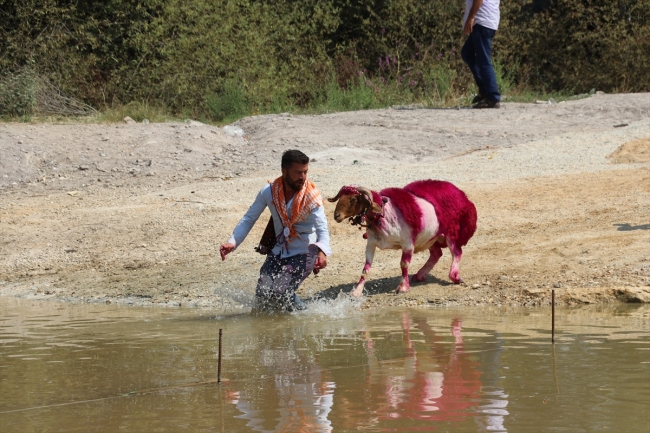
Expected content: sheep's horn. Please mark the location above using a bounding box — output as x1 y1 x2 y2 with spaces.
327 188 343 202
328 185 360 202
327 192 340 203
356 186 374 202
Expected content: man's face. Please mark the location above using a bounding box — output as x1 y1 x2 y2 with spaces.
282 163 309 192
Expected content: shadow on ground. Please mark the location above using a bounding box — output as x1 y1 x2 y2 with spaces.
308 274 453 301
614 223 650 231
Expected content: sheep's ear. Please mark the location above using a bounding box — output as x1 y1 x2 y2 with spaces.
371 202 383 213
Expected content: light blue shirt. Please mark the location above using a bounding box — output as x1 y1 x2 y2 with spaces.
228 183 332 258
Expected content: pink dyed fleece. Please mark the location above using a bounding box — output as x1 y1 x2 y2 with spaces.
334 181 476 247
403 180 477 247
378 187 423 242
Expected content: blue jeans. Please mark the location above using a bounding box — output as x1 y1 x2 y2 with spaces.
255 248 317 307
461 24 501 102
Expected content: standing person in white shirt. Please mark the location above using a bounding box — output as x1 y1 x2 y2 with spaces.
220 150 331 311
461 0 502 108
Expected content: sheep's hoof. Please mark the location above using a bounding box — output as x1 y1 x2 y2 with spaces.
396 282 410 294
349 288 364 298
412 273 427 282
449 271 464 284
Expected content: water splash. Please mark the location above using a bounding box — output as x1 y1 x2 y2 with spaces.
213 283 364 318
299 291 363 318
213 285 256 310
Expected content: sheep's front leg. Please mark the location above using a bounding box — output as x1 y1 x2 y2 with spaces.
351 242 376 297
396 249 413 293
447 239 464 284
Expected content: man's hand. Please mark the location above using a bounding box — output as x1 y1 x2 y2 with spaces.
463 17 474 35
313 251 327 274
220 243 235 261
463 0 483 36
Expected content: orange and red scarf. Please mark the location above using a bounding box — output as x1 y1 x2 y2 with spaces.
270 177 322 243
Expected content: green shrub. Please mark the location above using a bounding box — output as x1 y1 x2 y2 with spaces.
318 79 379 112
493 58 516 97
1 0 647 119
206 81 250 122
498 0 650 93
427 65 458 101
0 72 35 117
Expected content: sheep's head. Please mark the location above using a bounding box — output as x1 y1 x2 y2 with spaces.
327 186 382 223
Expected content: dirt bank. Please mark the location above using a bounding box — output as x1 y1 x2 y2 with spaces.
1 93 649 310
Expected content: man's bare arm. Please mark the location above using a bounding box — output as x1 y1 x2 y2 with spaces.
463 0 484 35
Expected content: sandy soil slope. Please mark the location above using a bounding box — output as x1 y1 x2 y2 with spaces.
1 93 649 310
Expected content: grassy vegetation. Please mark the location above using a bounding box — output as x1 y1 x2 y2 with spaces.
0 77 593 126
95 102 177 124
1 0 647 123
205 81 250 122
0 53 593 125
0 71 35 117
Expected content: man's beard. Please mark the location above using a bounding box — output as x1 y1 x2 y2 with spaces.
284 175 305 192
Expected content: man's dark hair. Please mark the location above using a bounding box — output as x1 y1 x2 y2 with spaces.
281 149 309 169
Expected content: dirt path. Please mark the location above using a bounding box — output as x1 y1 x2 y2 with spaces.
1 93 649 309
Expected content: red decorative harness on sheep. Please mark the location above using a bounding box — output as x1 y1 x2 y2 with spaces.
341 186 385 238
359 203 383 229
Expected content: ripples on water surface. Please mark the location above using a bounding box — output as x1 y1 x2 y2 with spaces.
1 298 649 432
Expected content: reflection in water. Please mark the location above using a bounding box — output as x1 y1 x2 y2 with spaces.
471 317 509 433
376 315 485 422
227 311 509 432
369 313 508 431
231 363 334 432
1 299 648 433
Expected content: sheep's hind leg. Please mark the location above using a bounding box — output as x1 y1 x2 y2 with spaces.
413 244 443 282
351 243 376 297
396 250 413 293
447 239 464 284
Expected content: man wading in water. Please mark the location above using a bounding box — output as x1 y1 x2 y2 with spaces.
220 150 331 311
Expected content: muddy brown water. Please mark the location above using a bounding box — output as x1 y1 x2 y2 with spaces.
1 298 648 432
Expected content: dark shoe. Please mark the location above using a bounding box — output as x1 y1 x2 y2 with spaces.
290 294 307 311
474 99 500 109
471 94 485 105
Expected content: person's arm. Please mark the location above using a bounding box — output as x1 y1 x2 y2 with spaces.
220 188 268 260
463 0 484 35
310 204 331 272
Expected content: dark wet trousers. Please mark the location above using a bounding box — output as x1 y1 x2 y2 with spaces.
255 252 314 310
461 24 501 103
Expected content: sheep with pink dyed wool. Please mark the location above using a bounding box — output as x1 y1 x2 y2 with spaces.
328 180 477 297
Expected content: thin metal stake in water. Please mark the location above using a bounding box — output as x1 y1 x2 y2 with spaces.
551 290 555 343
218 328 223 384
